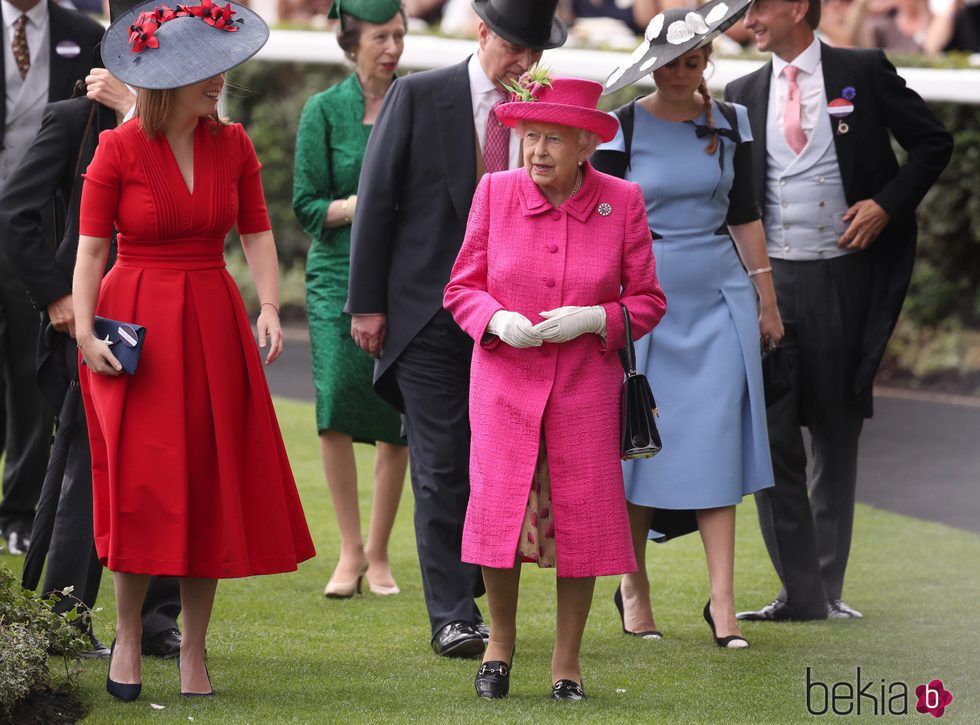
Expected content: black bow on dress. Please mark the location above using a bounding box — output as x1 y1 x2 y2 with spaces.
690 124 740 142
685 121 740 180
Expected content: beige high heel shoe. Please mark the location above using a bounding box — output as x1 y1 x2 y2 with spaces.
367 580 400 596
323 561 368 599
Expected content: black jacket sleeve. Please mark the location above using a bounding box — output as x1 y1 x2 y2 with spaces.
0 101 81 309
726 140 761 226
346 77 412 315
869 50 953 217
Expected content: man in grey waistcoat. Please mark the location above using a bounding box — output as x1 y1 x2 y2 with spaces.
0 0 103 555
726 0 952 621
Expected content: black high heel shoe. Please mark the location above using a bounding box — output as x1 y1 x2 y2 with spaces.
703 600 750 649
552 679 587 701
613 586 662 639
106 639 141 702
474 659 511 699
177 655 215 696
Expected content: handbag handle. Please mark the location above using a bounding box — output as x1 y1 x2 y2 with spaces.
619 304 637 376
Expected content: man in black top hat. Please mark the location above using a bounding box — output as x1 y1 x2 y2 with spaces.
348 0 567 657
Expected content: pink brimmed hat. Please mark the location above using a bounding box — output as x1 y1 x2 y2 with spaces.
494 75 619 143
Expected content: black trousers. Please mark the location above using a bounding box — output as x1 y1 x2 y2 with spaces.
757 253 872 613
0 266 53 534
393 309 483 638
42 340 180 639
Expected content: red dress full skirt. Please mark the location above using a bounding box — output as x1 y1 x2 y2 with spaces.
78 119 315 577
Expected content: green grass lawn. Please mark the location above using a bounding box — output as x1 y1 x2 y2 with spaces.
4 397 980 723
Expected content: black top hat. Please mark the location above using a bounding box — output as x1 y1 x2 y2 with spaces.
602 0 751 94
471 0 567 50
102 0 269 90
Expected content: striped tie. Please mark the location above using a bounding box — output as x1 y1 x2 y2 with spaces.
12 15 30 80
483 89 510 174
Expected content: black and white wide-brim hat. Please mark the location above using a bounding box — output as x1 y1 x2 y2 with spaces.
602 0 751 94
102 0 269 90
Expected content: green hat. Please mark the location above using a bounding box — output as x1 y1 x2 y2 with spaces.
328 0 401 29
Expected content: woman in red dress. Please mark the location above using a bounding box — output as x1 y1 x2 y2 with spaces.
73 1 314 700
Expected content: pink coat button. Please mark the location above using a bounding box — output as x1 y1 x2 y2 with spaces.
551 211 561 220
545 278 555 288
547 244 558 253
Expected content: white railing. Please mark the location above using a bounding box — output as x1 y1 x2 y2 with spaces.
256 29 980 105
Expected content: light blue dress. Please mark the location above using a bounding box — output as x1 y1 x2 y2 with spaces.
600 100 774 520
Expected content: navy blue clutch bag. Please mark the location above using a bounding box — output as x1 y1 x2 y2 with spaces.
91 316 146 375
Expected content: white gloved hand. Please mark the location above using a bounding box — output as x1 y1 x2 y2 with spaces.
532 305 606 343
486 310 543 348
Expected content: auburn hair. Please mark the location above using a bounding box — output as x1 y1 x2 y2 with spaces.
696 45 718 156
136 87 227 138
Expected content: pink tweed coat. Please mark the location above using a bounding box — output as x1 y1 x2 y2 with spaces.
443 164 666 578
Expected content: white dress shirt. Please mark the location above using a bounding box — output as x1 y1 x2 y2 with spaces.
768 36 823 145
468 51 520 170
2 0 49 70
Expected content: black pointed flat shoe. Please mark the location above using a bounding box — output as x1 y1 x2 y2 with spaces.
703 600 749 649
106 639 141 702
613 585 662 639
475 660 511 699
552 679 587 701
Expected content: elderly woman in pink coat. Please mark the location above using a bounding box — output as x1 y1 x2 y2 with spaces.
443 69 666 703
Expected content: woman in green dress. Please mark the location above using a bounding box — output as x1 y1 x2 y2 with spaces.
292 0 408 598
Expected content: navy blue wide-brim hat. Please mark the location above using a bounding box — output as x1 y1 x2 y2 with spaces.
102 0 269 90
602 0 751 94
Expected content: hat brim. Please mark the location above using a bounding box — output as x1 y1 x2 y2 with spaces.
471 0 567 50
495 102 619 143
102 1 269 90
602 0 751 95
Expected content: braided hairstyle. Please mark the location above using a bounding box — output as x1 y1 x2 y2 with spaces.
696 45 717 155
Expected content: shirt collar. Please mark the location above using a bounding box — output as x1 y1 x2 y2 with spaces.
2 0 47 30
468 50 502 97
771 36 821 79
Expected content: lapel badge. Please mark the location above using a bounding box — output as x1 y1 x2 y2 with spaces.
837 121 850 136
55 40 81 58
597 203 612 217
828 98 854 119
842 86 856 101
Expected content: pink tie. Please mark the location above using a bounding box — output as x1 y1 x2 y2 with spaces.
782 65 807 155
483 89 510 174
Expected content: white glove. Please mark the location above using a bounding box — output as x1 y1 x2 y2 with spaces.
532 305 606 343
486 310 543 348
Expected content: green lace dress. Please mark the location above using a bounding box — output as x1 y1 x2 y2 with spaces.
292 74 403 445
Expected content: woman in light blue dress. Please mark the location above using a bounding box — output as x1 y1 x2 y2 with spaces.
594 4 783 649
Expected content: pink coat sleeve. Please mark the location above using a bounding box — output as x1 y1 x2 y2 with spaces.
600 182 666 353
443 174 505 347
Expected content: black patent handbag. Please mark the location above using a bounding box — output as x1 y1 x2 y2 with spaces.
619 305 662 460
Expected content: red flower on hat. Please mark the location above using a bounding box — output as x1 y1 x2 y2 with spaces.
207 4 238 31
128 11 160 53
127 0 241 53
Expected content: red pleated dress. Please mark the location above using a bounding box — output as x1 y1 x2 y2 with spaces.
78 118 316 578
